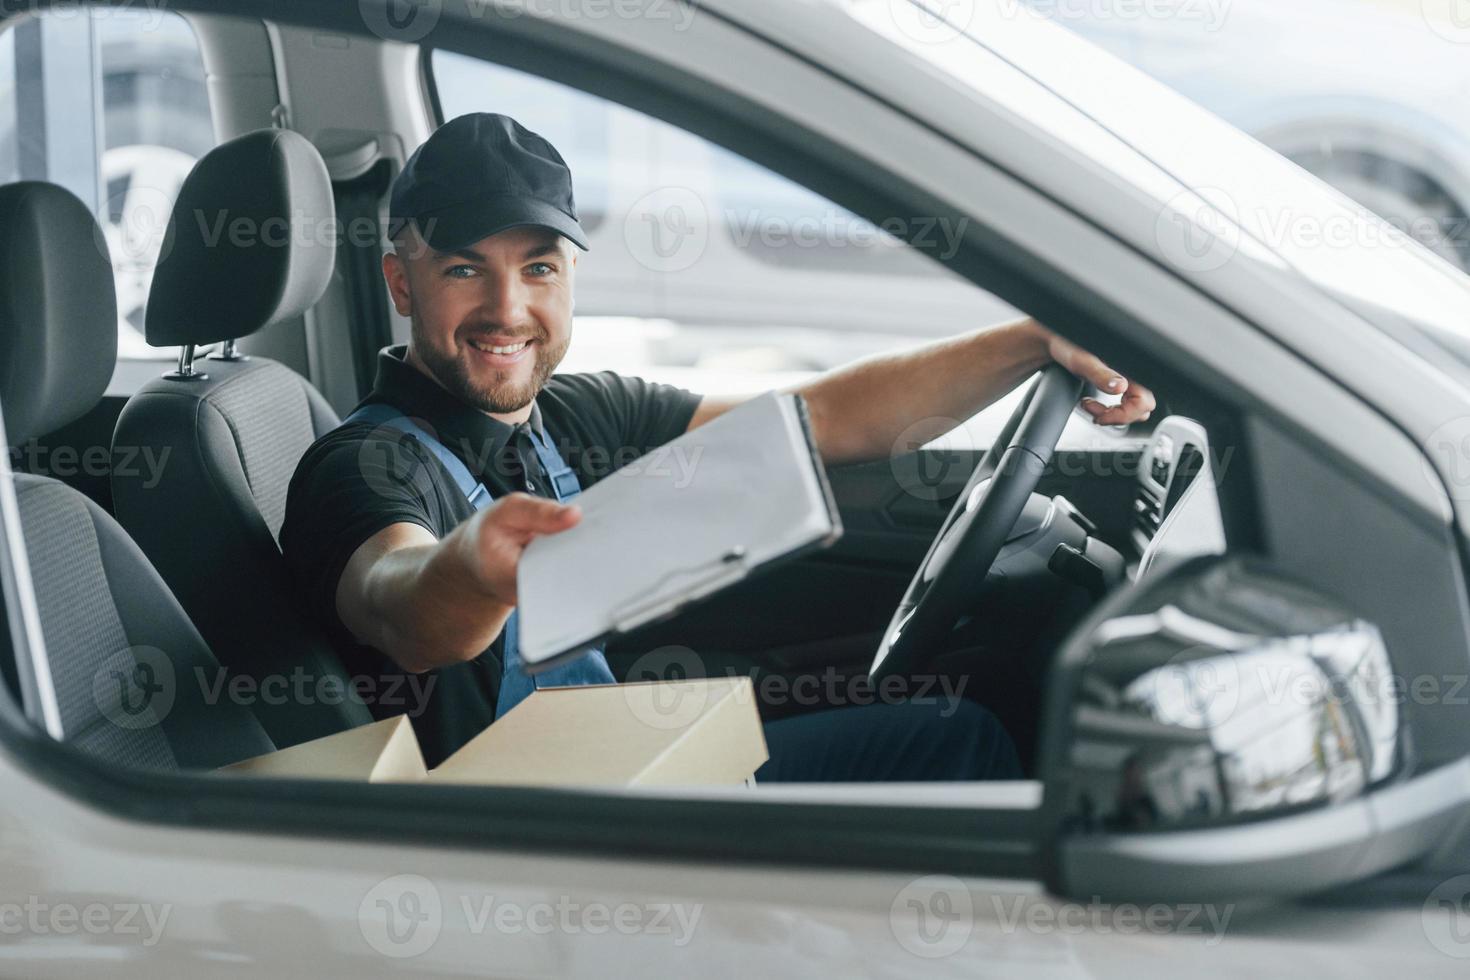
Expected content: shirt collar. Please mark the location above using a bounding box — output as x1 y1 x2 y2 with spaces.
363 344 547 475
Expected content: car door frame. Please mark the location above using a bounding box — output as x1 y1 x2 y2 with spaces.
0 0 1464 872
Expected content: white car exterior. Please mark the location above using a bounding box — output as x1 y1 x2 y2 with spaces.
2 1 1470 976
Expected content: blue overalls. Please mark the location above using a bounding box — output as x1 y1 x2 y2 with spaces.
345 402 616 717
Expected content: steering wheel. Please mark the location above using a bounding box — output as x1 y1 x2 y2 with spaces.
869 364 1085 680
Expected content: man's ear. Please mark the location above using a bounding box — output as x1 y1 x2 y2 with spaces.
382 251 413 317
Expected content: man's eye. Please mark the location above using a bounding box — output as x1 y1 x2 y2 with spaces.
445 265 477 279
527 262 555 277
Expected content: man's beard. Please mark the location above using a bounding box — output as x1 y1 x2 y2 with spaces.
411 315 569 414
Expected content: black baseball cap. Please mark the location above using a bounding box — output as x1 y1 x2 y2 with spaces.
388 112 589 252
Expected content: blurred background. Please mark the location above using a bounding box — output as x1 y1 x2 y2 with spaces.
3 1 1467 447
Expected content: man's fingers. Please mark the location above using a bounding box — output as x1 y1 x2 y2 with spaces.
1081 396 1153 426
462 495 580 609
1043 326 1154 426
486 492 581 538
1124 381 1157 417
1098 381 1157 425
1049 335 1127 394
1093 406 1150 426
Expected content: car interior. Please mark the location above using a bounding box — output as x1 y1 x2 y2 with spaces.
0 5 1256 788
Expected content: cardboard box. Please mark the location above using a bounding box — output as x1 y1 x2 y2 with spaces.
219 677 767 787
220 714 427 783
430 677 767 787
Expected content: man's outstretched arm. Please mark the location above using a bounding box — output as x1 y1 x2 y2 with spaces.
334 494 580 673
686 318 1156 465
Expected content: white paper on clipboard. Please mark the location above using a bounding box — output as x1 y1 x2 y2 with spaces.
516 391 841 670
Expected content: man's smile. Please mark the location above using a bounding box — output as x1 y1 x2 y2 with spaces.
465 335 535 366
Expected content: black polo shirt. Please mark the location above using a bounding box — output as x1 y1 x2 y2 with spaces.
280 345 702 765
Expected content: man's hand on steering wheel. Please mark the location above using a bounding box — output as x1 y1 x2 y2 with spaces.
868 330 1154 681
1038 325 1157 427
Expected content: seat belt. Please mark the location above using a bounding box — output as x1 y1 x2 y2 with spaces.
343 402 615 716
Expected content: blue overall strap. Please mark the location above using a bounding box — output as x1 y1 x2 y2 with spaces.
343 401 614 719
526 426 583 501
494 422 615 712
345 402 493 510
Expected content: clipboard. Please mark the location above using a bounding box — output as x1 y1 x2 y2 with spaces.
516 391 842 670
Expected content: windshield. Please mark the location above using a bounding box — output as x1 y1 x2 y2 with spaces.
841 0 1470 355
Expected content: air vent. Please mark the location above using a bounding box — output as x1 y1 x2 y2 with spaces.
1164 445 1205 514
1133 485 1163 540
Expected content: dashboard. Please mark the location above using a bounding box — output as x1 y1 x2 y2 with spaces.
1131 416 1227 579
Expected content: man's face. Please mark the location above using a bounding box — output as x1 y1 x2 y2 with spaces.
383 225 576 416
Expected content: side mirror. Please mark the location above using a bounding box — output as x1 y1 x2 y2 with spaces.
1038 555 1470 903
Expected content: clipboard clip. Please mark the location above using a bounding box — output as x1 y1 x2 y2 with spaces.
611 547 750 634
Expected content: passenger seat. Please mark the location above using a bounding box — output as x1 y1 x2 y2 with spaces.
0 180 273 769
111 129 372 748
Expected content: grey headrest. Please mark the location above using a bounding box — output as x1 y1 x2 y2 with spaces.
146 129 336 348
0 182 118 445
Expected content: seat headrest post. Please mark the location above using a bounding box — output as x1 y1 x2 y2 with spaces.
209 338 247 362
163 344 208 383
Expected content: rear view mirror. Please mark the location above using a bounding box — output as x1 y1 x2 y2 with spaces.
1037 555 1470 903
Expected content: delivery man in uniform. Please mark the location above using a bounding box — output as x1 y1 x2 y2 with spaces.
280 113 1154 780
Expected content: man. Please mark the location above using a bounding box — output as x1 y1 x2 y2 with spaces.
280 113 1154 779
